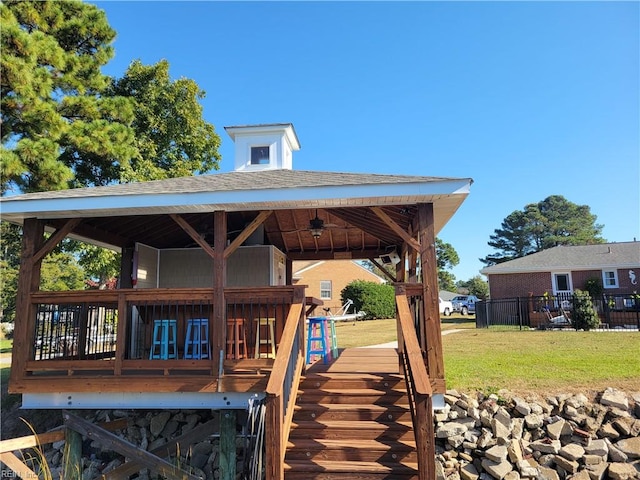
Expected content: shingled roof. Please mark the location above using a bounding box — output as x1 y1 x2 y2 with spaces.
480 242 640 274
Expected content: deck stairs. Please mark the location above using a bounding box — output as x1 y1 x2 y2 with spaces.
284 371 419 480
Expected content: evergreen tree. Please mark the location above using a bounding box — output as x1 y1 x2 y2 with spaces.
1 0 136 193
481 195 605 266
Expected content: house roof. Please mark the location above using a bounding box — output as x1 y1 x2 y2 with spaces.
0 169 472 258
480 242 640 275
292 260 386 283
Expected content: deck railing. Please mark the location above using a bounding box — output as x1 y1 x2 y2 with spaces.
395 284 435 480
21 287 301 381
264 287 307 480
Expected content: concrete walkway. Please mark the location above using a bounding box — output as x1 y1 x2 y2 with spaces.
361 328 464 349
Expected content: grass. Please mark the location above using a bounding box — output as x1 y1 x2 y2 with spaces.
0 339 13 354
334 317 640 396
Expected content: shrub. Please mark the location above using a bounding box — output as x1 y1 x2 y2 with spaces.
584 277 603 299
341 280 395 320
571 289 600 331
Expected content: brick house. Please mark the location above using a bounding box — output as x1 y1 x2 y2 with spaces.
480 241 640 299
293 260 386 313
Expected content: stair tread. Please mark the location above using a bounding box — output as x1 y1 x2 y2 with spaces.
298 388 406 395
291 419 413 429
295 403 410 410
287 438 416 450
284 459 418 473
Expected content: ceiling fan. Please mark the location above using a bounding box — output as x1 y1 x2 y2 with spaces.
307 209 340 238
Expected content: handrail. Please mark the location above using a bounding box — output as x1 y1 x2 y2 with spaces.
264 286 306 480
395 284 435 480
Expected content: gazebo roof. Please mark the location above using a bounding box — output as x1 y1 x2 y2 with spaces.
0 169 472 258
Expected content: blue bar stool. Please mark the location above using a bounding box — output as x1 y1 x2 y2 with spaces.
328 317 338 359
184 318 210 359
149 319 177 360
306 317 329 364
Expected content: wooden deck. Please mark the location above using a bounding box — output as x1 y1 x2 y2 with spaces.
307 347 400 374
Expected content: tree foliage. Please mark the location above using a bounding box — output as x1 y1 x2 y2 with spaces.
341 280 395 320
1 0 136 193
436 238 459 292
481 195 605 266
571 290 600 331
456 275 489 299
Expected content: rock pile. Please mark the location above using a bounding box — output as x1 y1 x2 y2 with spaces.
434 388 640 480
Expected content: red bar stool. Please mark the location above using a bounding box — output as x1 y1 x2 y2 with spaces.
226 318 247 359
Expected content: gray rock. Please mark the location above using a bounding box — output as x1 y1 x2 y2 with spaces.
600 388 629 410
149 411 171 437
559 443 585 462
513 397 531 416
585 461 608 480
597 422 620 440
529 439 561 455
546 418 570 440
537 465 560 480
485 445 509 462
437 422 469 438
524 413 543 430
461 463 480 480
492 417 512 440
584 439 608 457
553 454 579 474
569 470 591 480
516 459 538 477
607 462 639 480
481 458 513 480
508 440 524 464
615 436 640 460
512 418 525 440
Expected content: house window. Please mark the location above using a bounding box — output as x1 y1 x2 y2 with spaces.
251 146 270 165
320 280 332 300
552 273 572 294
602 270 619 288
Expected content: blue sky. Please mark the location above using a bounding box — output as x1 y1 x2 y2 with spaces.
95 1 639 283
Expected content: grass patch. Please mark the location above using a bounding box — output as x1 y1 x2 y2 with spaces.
0 339 12 354
443 329 640 395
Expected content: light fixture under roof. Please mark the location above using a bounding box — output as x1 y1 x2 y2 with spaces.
308 210 324 238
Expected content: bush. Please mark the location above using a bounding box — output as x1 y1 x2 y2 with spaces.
571 289 600 331
341 280 395 320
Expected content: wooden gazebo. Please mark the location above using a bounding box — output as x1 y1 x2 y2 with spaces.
0 123 472 479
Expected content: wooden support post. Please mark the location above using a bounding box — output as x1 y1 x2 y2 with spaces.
63 427 82 480
10 218 44 388
213 211 227 377
416 203 446 391
219 410 237 480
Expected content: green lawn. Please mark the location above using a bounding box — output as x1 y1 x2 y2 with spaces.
334 318 640 395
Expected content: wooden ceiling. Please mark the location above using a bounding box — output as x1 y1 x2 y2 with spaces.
48 205 418 261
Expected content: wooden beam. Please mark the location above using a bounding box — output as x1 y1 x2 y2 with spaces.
63 427 82 480
170 214 216 259
63 411 202 480
370 206 421 252
213 211 227 377
102 419 218 479
416 203 445 388
224 210 272 258
33 218 83 264
0 452 38 478
10 218 44 388
369 258 397 283
219 410 237 480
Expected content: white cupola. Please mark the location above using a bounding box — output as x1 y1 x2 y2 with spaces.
224 123 300 172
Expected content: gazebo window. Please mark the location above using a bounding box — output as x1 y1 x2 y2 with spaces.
251 146 270 165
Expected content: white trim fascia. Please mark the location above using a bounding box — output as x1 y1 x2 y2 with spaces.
0 179 471 220
22 391 265 409
481 263 640 275
293 261 326 276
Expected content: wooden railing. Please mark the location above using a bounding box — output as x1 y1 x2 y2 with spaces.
395 284 435 480
19 287 301 383
264 286 307 480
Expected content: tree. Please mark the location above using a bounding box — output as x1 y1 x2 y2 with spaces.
436 238 459 291
456 276 489 299
104 60 221 185
481 195 605 266
341 280 395 320
1 0 136 194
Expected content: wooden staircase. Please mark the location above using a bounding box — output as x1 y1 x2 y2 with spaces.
284 371 419 480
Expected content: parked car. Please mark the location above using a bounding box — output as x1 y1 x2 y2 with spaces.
451 295 479 315
439 297 453 316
